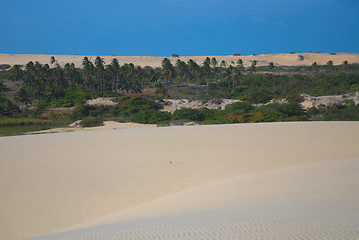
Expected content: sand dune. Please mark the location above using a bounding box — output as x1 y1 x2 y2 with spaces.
1 52 359 69
28 158 359 240
1 122 359 239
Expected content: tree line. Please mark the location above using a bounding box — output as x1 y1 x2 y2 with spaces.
6 56 359 106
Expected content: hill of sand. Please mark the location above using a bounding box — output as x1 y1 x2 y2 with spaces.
1 122 359 239
1 52 359 69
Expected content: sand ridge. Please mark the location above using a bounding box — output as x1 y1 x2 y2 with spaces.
1 52 359 69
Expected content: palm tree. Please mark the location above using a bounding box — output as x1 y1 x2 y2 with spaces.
95 56 106 94
220 60 227 68
110 58 121 91
343 60 348 85
162 58 176 96
236 59 243 70
202 58 211 97
50 56 57 67
327 60 334 85
311 62 318 83
211 57 218 68
187 59 199 99
9 65 23 82
82 58 95 90
251 60 258 87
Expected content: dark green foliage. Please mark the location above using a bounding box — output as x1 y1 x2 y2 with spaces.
241 88 274 103
0 64 11 70
130 109 171 124
322 104 359 121
80 116 104 127
35 87 90 110
117 96 170 124
225 102 254 113
258 103 306 122
0 97 20 116
173 108 205 121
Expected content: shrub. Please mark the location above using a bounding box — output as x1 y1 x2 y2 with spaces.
173 108 205 121
226 111 262 123
225 102 254 113
80 117 104 127
0 64 11 70
131 109 171 124
36 86 90 110
258 103 306 122
241 89 274 104
0 97 20 116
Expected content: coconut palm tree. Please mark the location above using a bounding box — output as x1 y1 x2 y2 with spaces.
202 58 211 97
251 60 258 87
9 65 23 82
211 57 218 68
311 62 318 83
327 60 334 85
236 59 244 70
343 60 348 85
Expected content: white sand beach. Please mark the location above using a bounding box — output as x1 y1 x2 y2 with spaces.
1 52 359 69
1 122 359 239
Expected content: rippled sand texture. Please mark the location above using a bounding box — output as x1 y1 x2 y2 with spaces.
28 158 359 240
1 122 359 239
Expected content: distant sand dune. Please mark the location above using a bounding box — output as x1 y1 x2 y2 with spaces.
1 122 359 239
1 52 359 69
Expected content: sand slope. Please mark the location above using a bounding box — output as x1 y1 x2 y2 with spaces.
28 158 359 240
1 52 359 68
1 122 359 239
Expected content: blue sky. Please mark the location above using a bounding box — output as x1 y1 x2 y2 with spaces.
1 0 359 56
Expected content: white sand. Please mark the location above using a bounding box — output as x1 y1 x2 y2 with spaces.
32 121 156 134
1 52 359 68
1 122 359 239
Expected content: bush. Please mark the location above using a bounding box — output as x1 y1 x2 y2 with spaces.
173 108 205 121
323 104 359 121
131 109 171 124
0 97 20 116
241 89 274 104
72 104 96 119
80 117 104 127
225 102 254 113
0 64 11 70
258 103 306 122
36 87 90 110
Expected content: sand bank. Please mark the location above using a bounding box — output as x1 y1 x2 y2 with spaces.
1 122 359 239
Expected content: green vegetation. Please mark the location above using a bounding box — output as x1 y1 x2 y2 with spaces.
1 57 359 136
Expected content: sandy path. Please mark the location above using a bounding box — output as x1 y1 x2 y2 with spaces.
1 122 359 239
1 52 359 68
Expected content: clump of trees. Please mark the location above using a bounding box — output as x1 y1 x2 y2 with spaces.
1 55 359 135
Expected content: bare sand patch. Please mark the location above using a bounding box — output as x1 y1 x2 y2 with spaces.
1 122 359 239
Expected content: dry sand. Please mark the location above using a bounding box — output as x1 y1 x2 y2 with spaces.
1 52 359 69
1 122 359 239
31 121 156 134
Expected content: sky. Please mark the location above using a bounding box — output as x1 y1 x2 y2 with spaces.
1 0 359 56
